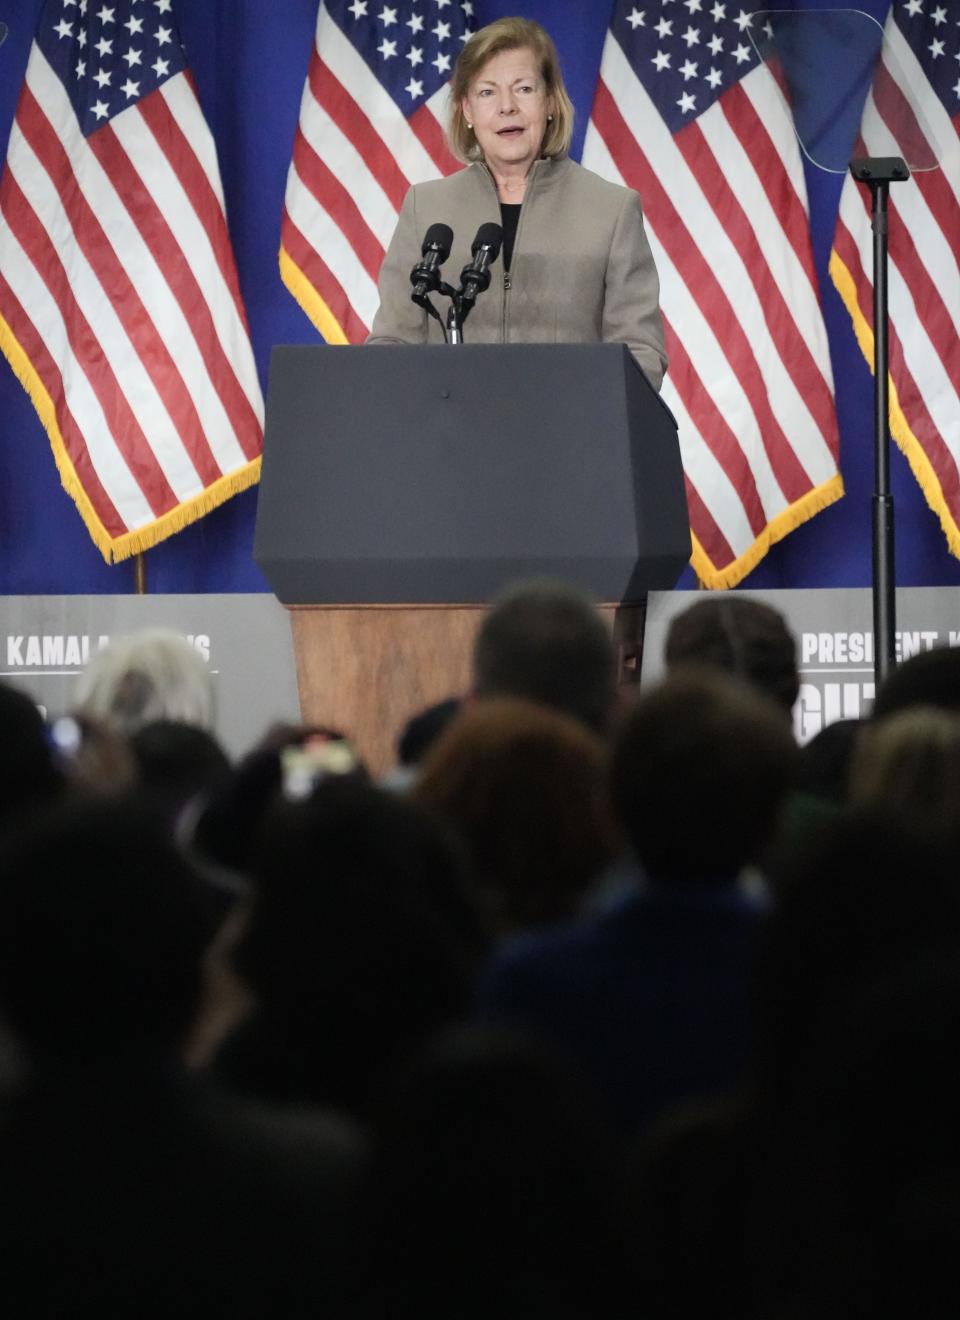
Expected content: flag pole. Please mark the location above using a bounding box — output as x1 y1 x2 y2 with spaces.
133 552 147 595
850 156 909 694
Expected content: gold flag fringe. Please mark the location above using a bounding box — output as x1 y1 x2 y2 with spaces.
691 472 845 590
830 248 960 562
0 310 262 565
279 246 350 345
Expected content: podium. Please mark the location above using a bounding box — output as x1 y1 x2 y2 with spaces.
254 344 689 771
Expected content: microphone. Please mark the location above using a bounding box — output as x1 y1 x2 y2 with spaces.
410 223 453 306
459 223 503 306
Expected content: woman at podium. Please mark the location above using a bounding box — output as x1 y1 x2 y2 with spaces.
367 17 667 393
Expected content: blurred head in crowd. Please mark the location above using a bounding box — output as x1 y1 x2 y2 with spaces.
130 719 231 815
665 596 799 720
216 780 486 1114
0 683 64 830
397 697 462 768
74 628 213 736
796 717 862 807
873 644 960 720
849 707 960 852
610 668 798 884
360 1025 627 1317
757 806 960 1099
414 698 613 932
472 578 616 734
0 797 216 1067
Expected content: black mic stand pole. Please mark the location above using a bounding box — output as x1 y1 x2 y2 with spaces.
850 156 909 692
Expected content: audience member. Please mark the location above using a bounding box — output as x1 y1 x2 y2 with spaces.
0 681 64 833
131 719 232 815
849 706 960 853
213 780 488 1117
628 807 960 1320
664 595 799 721
413 698 614 933
0 796 365 1316
472 578 616 733
477 669 798 1131
397 697 462 768
358 1025 629 1318
872 642 960 719
74 628 214 735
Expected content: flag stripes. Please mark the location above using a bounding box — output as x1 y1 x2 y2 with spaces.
0 4 263 563
281 1 466 344
584 13 841 588
831 6 960 558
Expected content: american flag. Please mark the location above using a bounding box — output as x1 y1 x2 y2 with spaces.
0 0 264 564
281 0 472 344
583 0 843 589
832 1 960 559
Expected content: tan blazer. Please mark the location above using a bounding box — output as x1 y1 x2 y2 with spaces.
367 157 668 392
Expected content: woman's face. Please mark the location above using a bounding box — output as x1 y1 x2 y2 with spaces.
462 47 553 177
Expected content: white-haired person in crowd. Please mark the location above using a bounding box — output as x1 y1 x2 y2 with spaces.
73 628 214 737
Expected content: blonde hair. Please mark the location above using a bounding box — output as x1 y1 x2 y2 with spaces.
448 17 574 163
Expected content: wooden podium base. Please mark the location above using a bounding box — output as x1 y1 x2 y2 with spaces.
289 602 646 776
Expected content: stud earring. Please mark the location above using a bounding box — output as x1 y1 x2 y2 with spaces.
467 121 473 129
547 114 554 121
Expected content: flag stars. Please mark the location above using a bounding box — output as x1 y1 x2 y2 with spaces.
154 0 172 12
706 66 723 88
432 51 451 72
732 41 751 62
406 45 423 65
707 33 723 54
710 0 726 16
405 77 424 97
654 17 673 38
902 0 923 14
435 0 452 8
684 0 703 11
348 0 368 15
92 99 109 119
378 37 397 57
94 67 110 86
53 18 74 38
682 26 701 45
378 6 397 25
931 5 947 24
929 37 945 57
651 48 671 71
75 58 86 77
121 77 139 97
97 6 115 24
153 56 170 77
155 26 172 45
123 47 143 66
406 12 423 32
677 90 696 113
95 36 112 56
77 29 87 47
734 9 753 30
680 58 698 79
124 15 144 34
461 1 473 15
433 20 450 39
626 8 645 28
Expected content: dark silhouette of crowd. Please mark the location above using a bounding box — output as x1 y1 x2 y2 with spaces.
2 590 959 1317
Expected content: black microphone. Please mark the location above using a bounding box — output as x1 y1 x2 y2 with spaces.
410 223 453 305
459 223 503 306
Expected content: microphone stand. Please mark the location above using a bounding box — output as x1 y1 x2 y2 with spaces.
849 156 909 692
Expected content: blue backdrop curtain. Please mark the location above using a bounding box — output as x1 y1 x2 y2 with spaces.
1 0 956 594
